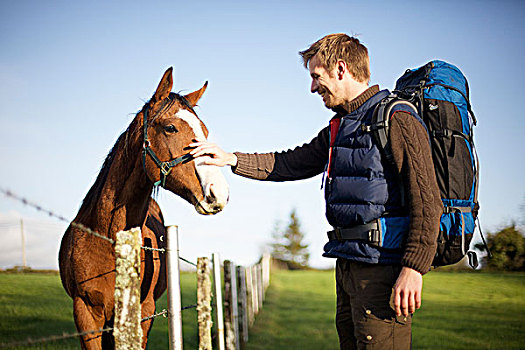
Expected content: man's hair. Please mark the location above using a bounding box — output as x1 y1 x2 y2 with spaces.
299 33 370 84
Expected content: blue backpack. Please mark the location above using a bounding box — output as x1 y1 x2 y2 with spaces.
372 60 489 267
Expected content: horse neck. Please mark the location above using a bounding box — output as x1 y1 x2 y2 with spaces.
78 119 153 238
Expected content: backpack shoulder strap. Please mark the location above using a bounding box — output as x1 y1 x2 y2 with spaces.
370 94 419 165
365 94 419 209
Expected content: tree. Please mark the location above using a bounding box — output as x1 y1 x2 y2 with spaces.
475 224 525 271
270 209 310 269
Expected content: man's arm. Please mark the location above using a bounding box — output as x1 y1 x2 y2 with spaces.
190 127 330 181
389 111 443 317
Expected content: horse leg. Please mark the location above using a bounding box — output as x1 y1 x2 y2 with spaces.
73 296 106 350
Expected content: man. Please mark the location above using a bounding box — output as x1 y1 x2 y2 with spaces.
190 33 442 349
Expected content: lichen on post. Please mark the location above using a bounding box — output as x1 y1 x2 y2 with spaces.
114 227 143 350
197 257 213 350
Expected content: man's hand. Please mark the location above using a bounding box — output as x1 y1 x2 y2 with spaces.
189 139 238 167
393 267 422 317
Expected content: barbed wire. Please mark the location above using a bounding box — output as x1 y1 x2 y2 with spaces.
1 187 115 244
0 188 71 222
0 307 190 349
142 245 166 252
2 186 202 273
0 325 113 349
141 309 168 322
0 187 207 267
141 244 198 269
179 256 197 267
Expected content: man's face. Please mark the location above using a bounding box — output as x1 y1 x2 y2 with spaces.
309 54 344 110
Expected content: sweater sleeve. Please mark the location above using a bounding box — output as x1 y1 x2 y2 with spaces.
232 126 330 181
389 111 443 274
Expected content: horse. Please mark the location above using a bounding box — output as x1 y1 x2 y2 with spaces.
58 67 229 349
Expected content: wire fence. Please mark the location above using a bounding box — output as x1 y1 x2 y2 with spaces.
0 187 202 349
1 187 271 349
0 310 171 349
0 187 197 268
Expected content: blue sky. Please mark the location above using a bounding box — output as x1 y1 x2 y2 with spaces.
1 0 524 269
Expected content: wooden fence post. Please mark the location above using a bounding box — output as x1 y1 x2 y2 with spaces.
197 257 213 350
114 227 143 350
257 264 264 309
251 265 259 316
262 254 271 292
223 260 239 350
236 266 249 348
245 267 254 326
231 263 240 350
212 253 225 350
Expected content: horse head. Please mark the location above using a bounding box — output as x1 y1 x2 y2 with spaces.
141 67 229 214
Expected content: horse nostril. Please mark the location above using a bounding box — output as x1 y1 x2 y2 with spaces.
206 184 217 202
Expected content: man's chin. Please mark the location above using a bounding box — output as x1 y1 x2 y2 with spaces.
321 95 343 112
323 98 334 109
326 103 346 114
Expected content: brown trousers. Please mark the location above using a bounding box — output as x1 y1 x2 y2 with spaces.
336 259 412 350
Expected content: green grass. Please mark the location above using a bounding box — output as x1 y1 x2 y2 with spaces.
245 270 525 350
1 270 524 349
414 271 525 350
0 272 199 349
0 272 78 349
245 270 338 350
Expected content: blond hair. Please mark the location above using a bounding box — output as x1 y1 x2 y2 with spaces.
299 33 370 84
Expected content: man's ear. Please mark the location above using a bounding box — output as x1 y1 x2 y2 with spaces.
337 60 346 80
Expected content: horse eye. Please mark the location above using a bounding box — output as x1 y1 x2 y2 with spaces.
164 125 178 133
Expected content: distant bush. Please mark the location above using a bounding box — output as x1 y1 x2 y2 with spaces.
475 224 525 271
271 257 312 271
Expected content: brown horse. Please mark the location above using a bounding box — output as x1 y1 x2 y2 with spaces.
58 68 229 349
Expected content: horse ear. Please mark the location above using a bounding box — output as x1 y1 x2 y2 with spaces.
184 81 208 107
153 67 174 102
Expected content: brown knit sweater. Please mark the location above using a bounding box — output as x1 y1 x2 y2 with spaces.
232 86 443 274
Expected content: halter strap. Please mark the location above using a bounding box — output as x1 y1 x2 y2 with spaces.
142 101 194 187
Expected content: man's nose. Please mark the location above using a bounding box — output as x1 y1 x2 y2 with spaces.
311 80 318 93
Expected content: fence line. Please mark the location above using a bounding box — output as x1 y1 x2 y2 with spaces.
1 187 273 349
0 189 194 349
206 253 271 350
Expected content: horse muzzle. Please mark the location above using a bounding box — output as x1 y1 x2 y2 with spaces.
195 183 229 215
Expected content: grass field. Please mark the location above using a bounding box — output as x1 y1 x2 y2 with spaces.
1 270 524 349
0 272 199 349
245 270 525 350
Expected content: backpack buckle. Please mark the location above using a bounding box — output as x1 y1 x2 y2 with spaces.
368 219 383 247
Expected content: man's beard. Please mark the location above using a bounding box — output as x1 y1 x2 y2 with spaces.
318 87 333 108
318 87 344 113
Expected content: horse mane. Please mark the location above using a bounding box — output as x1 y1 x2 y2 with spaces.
78 116 140 216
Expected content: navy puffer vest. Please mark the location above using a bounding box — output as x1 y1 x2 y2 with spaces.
322 89 409 264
